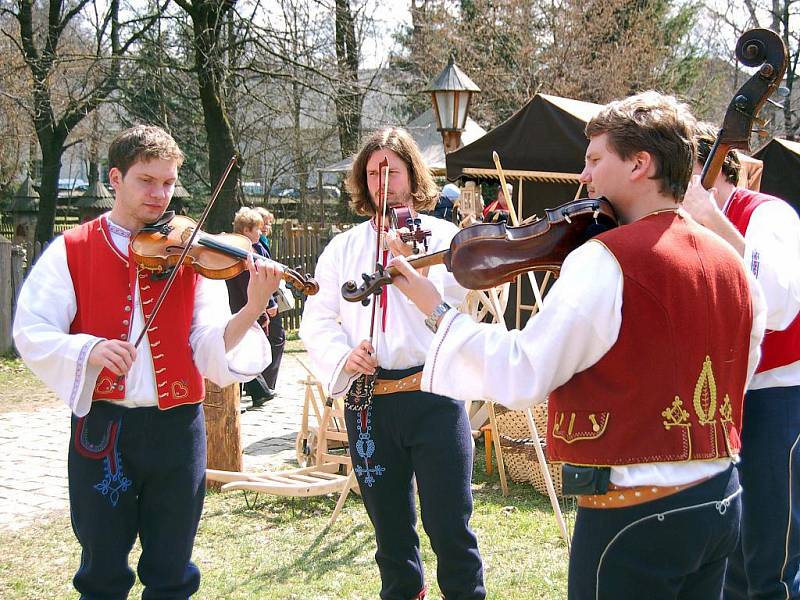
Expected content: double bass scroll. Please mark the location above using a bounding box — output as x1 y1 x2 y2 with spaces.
701 28 788 190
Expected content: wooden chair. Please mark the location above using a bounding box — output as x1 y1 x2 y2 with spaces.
206 367 358 527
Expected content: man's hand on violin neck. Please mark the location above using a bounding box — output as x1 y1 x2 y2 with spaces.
88 340 137 376
389 257 442 317
244 255 282 316
344 339 377 376
385 229 414 258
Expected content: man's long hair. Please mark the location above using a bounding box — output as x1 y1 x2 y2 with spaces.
346 127 438 216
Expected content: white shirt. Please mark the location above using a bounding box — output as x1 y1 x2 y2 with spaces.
723 193 800 389
299 215 467 397
13 215 271 417
422 239 767 486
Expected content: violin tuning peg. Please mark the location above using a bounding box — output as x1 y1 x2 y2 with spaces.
362 273 372 283
361 298 371 307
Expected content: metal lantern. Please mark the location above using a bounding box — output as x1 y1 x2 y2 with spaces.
426 56 480 153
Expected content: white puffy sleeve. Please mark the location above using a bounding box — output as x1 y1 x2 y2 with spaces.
188 277 272 387
422 240 623 410
12 237 104 416
743 201 800 330
298 239 358 397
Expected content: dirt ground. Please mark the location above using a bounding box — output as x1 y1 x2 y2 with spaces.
0 358 60 413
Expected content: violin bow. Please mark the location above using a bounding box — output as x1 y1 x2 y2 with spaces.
130 155 238 349
491 151 571 550
366 158 391 359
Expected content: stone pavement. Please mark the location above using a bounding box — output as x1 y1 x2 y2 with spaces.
0 352 316 531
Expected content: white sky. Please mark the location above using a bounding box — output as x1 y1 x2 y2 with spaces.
360 1 412 69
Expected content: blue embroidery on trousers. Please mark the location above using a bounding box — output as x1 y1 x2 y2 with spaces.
355 407 385 487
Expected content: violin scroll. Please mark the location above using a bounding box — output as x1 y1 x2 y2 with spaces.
284 267 320 297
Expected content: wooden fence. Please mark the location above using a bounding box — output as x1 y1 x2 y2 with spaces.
270 222 339 331
0 238 45 353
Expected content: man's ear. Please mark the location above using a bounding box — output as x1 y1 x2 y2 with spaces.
108 167 123 190
629 151 653 181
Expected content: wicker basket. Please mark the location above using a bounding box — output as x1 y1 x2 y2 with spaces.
494 402 564 498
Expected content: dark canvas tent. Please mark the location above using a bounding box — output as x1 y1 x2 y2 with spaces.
445 93 602 327
754 137 800 214
446 93 602 220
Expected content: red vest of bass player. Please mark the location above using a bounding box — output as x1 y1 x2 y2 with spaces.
64 215 205 409
725 187 800 374
547 212 753 466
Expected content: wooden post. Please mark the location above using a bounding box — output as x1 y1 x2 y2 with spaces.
203 380 242 490
0 236 11 353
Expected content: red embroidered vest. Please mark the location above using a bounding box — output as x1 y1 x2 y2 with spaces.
547 212 752 466
63 216 205 409
725 188 800 373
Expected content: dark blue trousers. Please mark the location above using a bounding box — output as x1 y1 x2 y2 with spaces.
569 465 741 600
724 385 800 600
68 401 207 600
344 368 485 600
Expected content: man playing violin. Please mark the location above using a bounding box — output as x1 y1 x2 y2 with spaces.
390 92 767 599
684 124 800 600
299 127 485 600
13 125 280 599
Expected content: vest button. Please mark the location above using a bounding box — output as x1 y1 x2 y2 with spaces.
127 295 132 301
120 333 127 340
123 319 129 326
124 306 131 312
118 385 124 391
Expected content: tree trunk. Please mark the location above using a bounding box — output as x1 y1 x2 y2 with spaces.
34 144 64 244
203 380 242 490
187 0 242 233
334 0 362 160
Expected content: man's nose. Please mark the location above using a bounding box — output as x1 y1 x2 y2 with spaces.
579 167 591 184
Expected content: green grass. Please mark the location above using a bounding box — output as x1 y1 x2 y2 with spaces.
0 355 571 598
0 451 571 599
285 329 304 353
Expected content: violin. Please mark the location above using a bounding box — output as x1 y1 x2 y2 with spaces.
342 197 617 304
130 213 319 297
701 28 787 190
389 206 430 254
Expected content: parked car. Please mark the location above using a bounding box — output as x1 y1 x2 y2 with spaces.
58 178 89 192
277 187 300 199
242 181 264 196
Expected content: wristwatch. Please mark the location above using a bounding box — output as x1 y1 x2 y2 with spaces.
424 302 452 333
